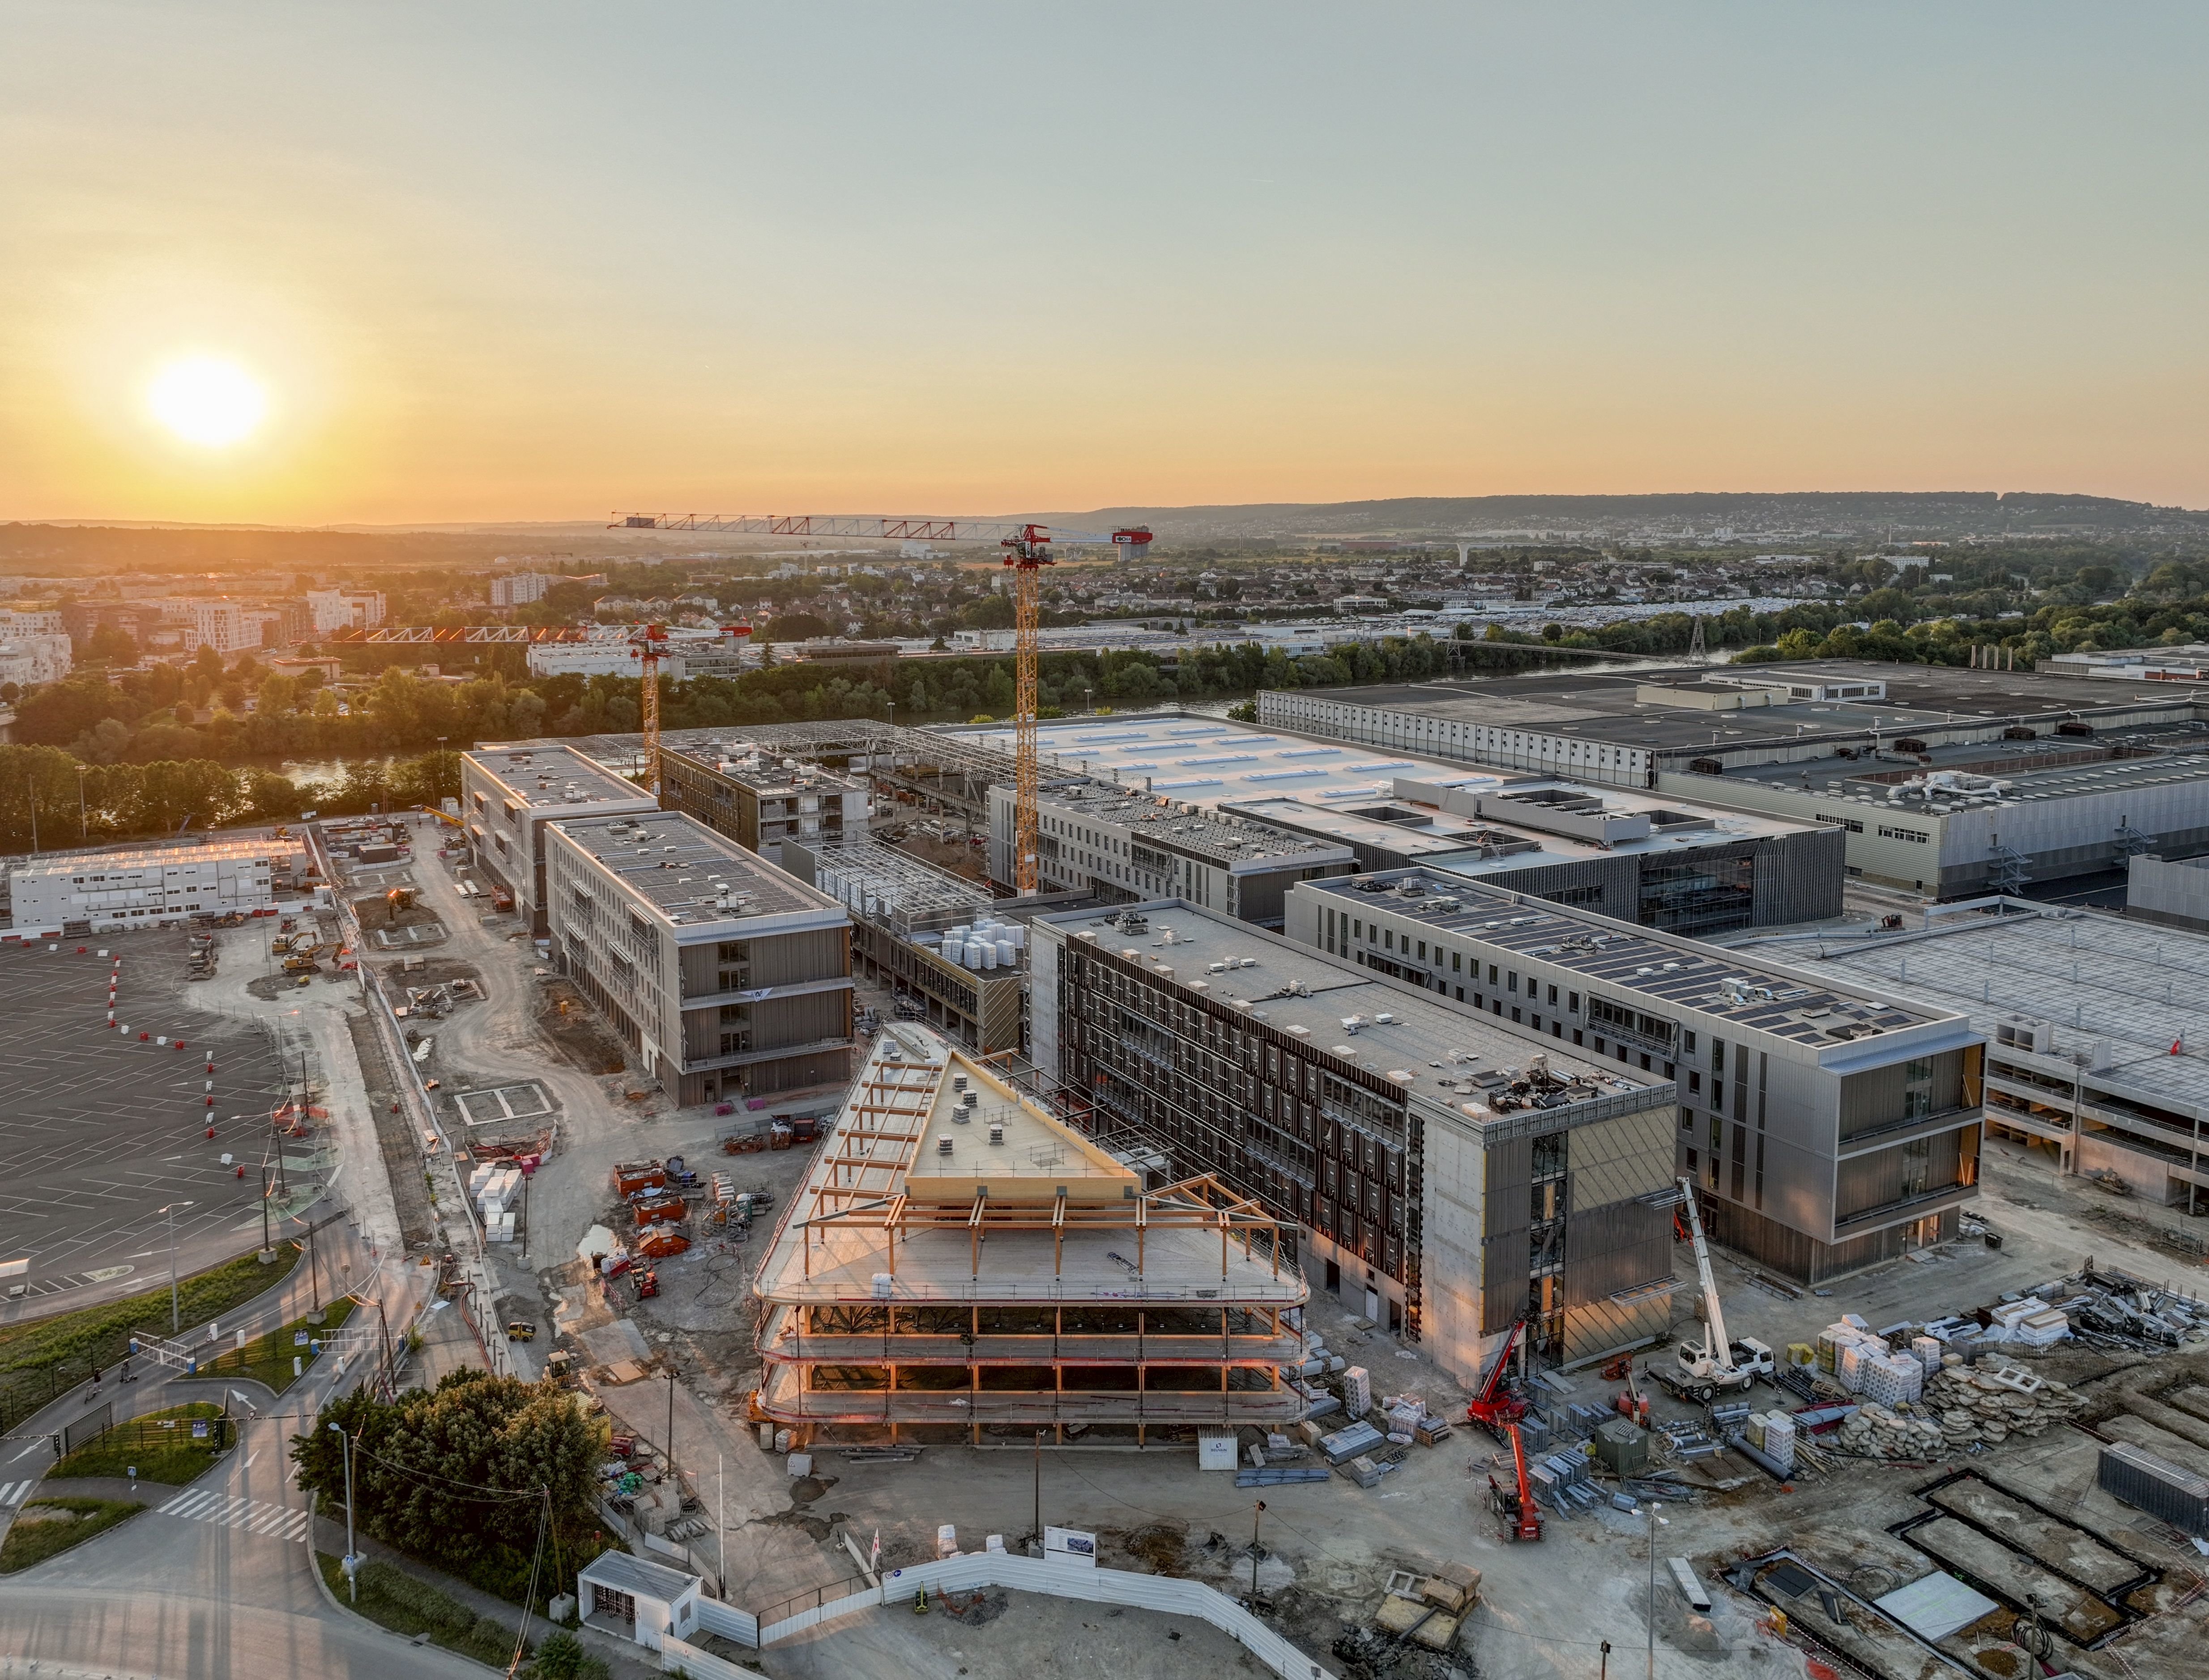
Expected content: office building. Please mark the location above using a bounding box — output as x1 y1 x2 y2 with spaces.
1030 901 1679 1383
1227 774 1840 937
189 602 249 655
659 743 870 869
1264 661 2209 897
1285 871 1984 1284
782 838 1028 1055
542 811 854 1105
751 1025 1308 1444
8 838 307 939
1808 907 2209 1216
460 743 660 931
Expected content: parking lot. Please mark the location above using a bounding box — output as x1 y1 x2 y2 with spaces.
0 931 290 1309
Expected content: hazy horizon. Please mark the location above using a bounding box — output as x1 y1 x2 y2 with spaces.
7 4 2209 525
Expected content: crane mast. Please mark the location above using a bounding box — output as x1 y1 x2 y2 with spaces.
1676 1174 1731 1362
1003 524 1051 895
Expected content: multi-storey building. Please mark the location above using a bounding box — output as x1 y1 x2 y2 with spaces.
1030 901 1680 1384
658 743 869 869
542 811 855 1105
459 744 660 932
490 572 558 608
751 1025 1307 1445
1286 870 1985 1284
305 589 385 634
8 838 306 939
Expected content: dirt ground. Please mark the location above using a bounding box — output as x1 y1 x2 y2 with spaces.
534 973 629 1075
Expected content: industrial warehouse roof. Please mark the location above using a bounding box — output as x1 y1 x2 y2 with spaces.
463 742 653 810
1298 871 1961 1049
954 712 1500 806
1296 660 2209 756
1718 733 2209 808
1031 781 1349 868
1043 899 1660 1103
545 811 842 927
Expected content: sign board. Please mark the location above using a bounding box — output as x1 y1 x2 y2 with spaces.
1043 1525 1096 1569
191 1421 209 1439
294 1332 309 1346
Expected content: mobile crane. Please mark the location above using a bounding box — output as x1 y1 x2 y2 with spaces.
1464 1315 1531 1437
1486 1421 1543 1542
1647 1176 1775 1404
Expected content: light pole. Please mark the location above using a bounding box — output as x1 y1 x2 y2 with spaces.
1249 1499 1267 1601
665 1370 678 1488
76 766 87 841
159 1201 195 1333
328 1421 357 1601
1641 1501 1667 1680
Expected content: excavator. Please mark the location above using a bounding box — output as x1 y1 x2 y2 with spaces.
1486 1421 1543 1542
1464 1315 1531 1437
1646 1176 1775 1405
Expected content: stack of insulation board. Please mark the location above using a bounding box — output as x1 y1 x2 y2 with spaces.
1988 1298 2071 1347
1860 1350 1925 1408
1342 1365 1371 1416
1910 1335 1944 1376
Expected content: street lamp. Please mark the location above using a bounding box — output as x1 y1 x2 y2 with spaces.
158 1201 196 1333
328 1421 357 1601
75 766 87 841
1639 1501 1668 1680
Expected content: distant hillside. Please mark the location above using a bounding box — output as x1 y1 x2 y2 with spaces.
1034 491 2209 543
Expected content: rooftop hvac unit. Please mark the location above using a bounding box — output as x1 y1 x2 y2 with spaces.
1373 1012 1396 1025
964 1090 979 1110
1208 961 1228 974
1239 957 1258 969
937 1134 955 1155
988 1122 1005 1145
952 1074 968 1093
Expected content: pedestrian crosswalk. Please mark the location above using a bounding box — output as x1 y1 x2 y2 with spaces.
0 1480 34 1507
156 1487 311 1540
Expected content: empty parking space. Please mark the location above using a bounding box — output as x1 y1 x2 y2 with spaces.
0 932 288 1297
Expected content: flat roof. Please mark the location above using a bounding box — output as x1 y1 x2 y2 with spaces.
1721 732 2209 806
1044 899 1660 1100
1299 871 1956 1046
1815 909 2209 1110
955 712 1499 807
1225 775 1813 877
1034 780 1349 868
661 740 864 794
463 742 652 810
1300 661 2209 756
13 837 302 878
546 811 841 928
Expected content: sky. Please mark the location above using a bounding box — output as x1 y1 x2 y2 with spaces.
4 3 2208 525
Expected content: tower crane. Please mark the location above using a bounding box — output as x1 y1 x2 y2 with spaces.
612 512 1154 893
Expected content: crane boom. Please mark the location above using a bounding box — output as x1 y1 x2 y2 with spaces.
1677 1175 1731 1365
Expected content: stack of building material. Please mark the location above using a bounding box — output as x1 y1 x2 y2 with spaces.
1910 1335 1945 1376
1859 1350 1925 1408
1987 1297 2071 1347
1762 1414 1796 1475
1344 1454 1383 1489
1320 1421 1385 1464
1342 1365 1371 1416
1924 1361 2087 1449
1834 1400 1945 1459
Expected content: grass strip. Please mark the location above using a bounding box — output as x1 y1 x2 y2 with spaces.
0 1497 141 1574
316 1551 533 1670
196 1295 357 1394
50 1400 228 1485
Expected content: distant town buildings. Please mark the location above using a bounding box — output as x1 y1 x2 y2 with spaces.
305 588 385 634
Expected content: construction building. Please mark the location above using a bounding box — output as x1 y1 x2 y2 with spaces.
460 744 660 933
1800 905 2209 1216
542 811 854 1104
1028 901 1680 1385
6 837 307 939
1284 871 1985 1285
782 838 1030 1055
657 742 870 869
751 1024 1309 1443
1227 774 1840 937
2126 853 2209 933
1261 661 2209 896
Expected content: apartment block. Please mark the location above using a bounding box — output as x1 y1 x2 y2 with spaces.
543 811 855 1105
1286 871 1985 1284
460 744 660 931
1030 901 1680 1385
751 1025 1307 1444
659 743 869 868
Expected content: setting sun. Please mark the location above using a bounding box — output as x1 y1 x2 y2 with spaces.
147 355 266 447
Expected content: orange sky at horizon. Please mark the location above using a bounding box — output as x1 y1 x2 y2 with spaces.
5 5 2209 525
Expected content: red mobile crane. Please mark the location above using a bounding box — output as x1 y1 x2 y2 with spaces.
1487 1421 1544 1542
1464 1316 1531 1436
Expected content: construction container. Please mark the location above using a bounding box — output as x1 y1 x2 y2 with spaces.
2098 1442 2209 1536
611 1161 666 1198
1592 1418 1649 1475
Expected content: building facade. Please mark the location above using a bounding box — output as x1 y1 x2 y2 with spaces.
1030 902 1680 1386
306 590 385 634
658 744 869 868
543 810 855 1104
9 838 307 938
1285 871 1986 1284
459 744 660 932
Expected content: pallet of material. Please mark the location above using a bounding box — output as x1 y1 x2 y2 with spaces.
1237 1465 1330 1489
1319 1421 1385 1464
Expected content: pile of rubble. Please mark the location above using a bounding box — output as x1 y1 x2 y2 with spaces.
1832 1358 2086 1460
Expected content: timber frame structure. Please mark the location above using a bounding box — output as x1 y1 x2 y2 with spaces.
751 1026 1311 1445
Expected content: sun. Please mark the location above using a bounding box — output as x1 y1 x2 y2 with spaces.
148 355 267 447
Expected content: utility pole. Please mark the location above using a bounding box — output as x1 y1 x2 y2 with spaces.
666 1370 678 1489
1601 1640 1611 1680
329 1421 358 1602
160 1201 194 1333
1249 1500 1267 1601
1644 1501 1665 1680
1032 1428 1042 1545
